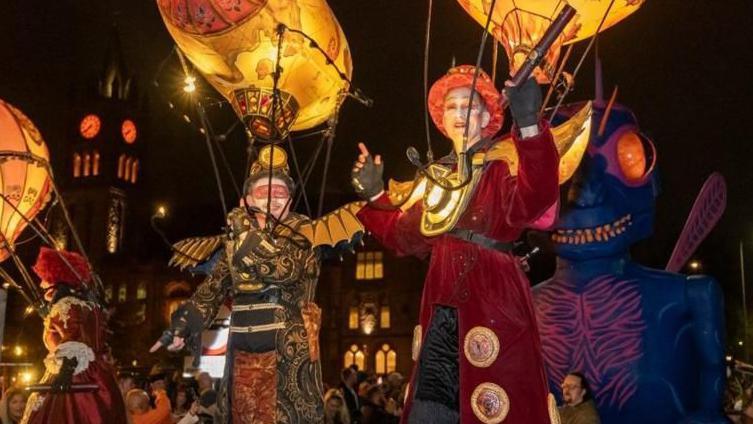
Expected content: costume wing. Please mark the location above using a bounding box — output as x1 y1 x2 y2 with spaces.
168 235 224 271
297 202 366 248
486 101 592 183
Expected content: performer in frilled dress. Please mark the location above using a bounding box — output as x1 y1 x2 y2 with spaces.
22 247 126 424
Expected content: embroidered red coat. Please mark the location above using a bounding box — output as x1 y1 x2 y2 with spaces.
357 125 559 423
22 296 127 424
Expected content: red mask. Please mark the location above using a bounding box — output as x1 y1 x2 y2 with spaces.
251 184 290 200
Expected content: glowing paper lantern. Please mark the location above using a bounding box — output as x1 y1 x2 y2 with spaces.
156 0 353 140
457 0 644 82
0 100 52 261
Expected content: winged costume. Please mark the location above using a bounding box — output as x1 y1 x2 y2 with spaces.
352 65 591 424
163 146 363 424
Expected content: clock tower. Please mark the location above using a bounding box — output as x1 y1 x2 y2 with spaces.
57 27 145 264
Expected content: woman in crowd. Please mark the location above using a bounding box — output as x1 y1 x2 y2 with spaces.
0 388 27 424
324 389 350 424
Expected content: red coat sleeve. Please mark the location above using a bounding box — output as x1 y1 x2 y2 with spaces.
356 193 433 258
503 122 560 228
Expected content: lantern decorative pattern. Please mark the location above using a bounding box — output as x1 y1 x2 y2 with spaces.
0 100 53 261
457 0 644 82
156 0 353 140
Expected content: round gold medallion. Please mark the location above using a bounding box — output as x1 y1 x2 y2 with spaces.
548 393 561 424
464 326 500 368
471 383 509 423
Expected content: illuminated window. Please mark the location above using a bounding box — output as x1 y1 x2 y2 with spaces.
136 281 147 300
124 157 132 181
92 151 100 176
106 196 124 254
130 159 139 184
356 251 384 280
380 305 390 329
83 152 91 177
73 154 81 177
343 344 366 371
118 155 125 179
375 344 397 374
118 284 127 303
348 306 359 329
104 285 113 303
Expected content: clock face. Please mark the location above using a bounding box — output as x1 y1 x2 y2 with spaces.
79 114 101 139
121 119 137 144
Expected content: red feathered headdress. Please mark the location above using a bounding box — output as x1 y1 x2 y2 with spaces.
427 65 504 138
32 247 91 289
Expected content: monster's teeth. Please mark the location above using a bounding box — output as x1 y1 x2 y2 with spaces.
595 232 603 241
595 226 603 235
585 230 594 242
609 229 616 237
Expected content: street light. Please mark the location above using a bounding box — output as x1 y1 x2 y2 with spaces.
154 205 167 219
689 260 701 271
13 345 23 357
183 75 196 93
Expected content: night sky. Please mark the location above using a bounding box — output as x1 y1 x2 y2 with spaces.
0 1 752 328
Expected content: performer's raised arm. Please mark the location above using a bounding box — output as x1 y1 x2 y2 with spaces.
505 78 559 228
351 143 433 258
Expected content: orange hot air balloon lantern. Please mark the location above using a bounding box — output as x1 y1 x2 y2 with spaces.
156 0 353 140
0 100 53 261
457 0 644 83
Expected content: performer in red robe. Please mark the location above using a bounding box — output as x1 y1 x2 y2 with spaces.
22 247 127 424
352 66 560 423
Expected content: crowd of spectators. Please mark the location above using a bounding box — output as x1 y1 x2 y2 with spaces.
326 366 405 424
118 368 218 424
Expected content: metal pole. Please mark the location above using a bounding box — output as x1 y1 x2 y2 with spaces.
0 288 6 362
741 240 748 359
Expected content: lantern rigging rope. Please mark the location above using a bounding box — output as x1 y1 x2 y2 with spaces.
546 0 617 119
407 0 499 193
422 0 435 163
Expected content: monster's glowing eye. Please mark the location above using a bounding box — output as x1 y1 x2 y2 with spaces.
616 131 649 181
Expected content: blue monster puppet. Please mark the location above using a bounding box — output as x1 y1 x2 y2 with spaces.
533 93 727 423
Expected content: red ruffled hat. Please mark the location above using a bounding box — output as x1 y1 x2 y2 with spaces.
428 65 504 138
32 247 91 289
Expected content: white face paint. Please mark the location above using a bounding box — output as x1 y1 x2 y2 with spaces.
245 176 291 223
441 87 491 153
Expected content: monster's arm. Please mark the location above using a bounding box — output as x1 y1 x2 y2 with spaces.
685 275 726 421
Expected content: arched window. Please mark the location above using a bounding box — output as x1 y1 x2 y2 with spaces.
73 154 81 177
136 281 147 300
92 151 100 176
348 306 359 330
130 159 139 184
124 157 132 181
118 284 127 303
83 152 91 177
343 344 366 371
380 305 390 329
117 154 125 179
375 344 397 375
104 285 113 303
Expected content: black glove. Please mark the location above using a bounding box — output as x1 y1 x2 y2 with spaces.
505 77 542 129
351 155 384 200
51 357 77 393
